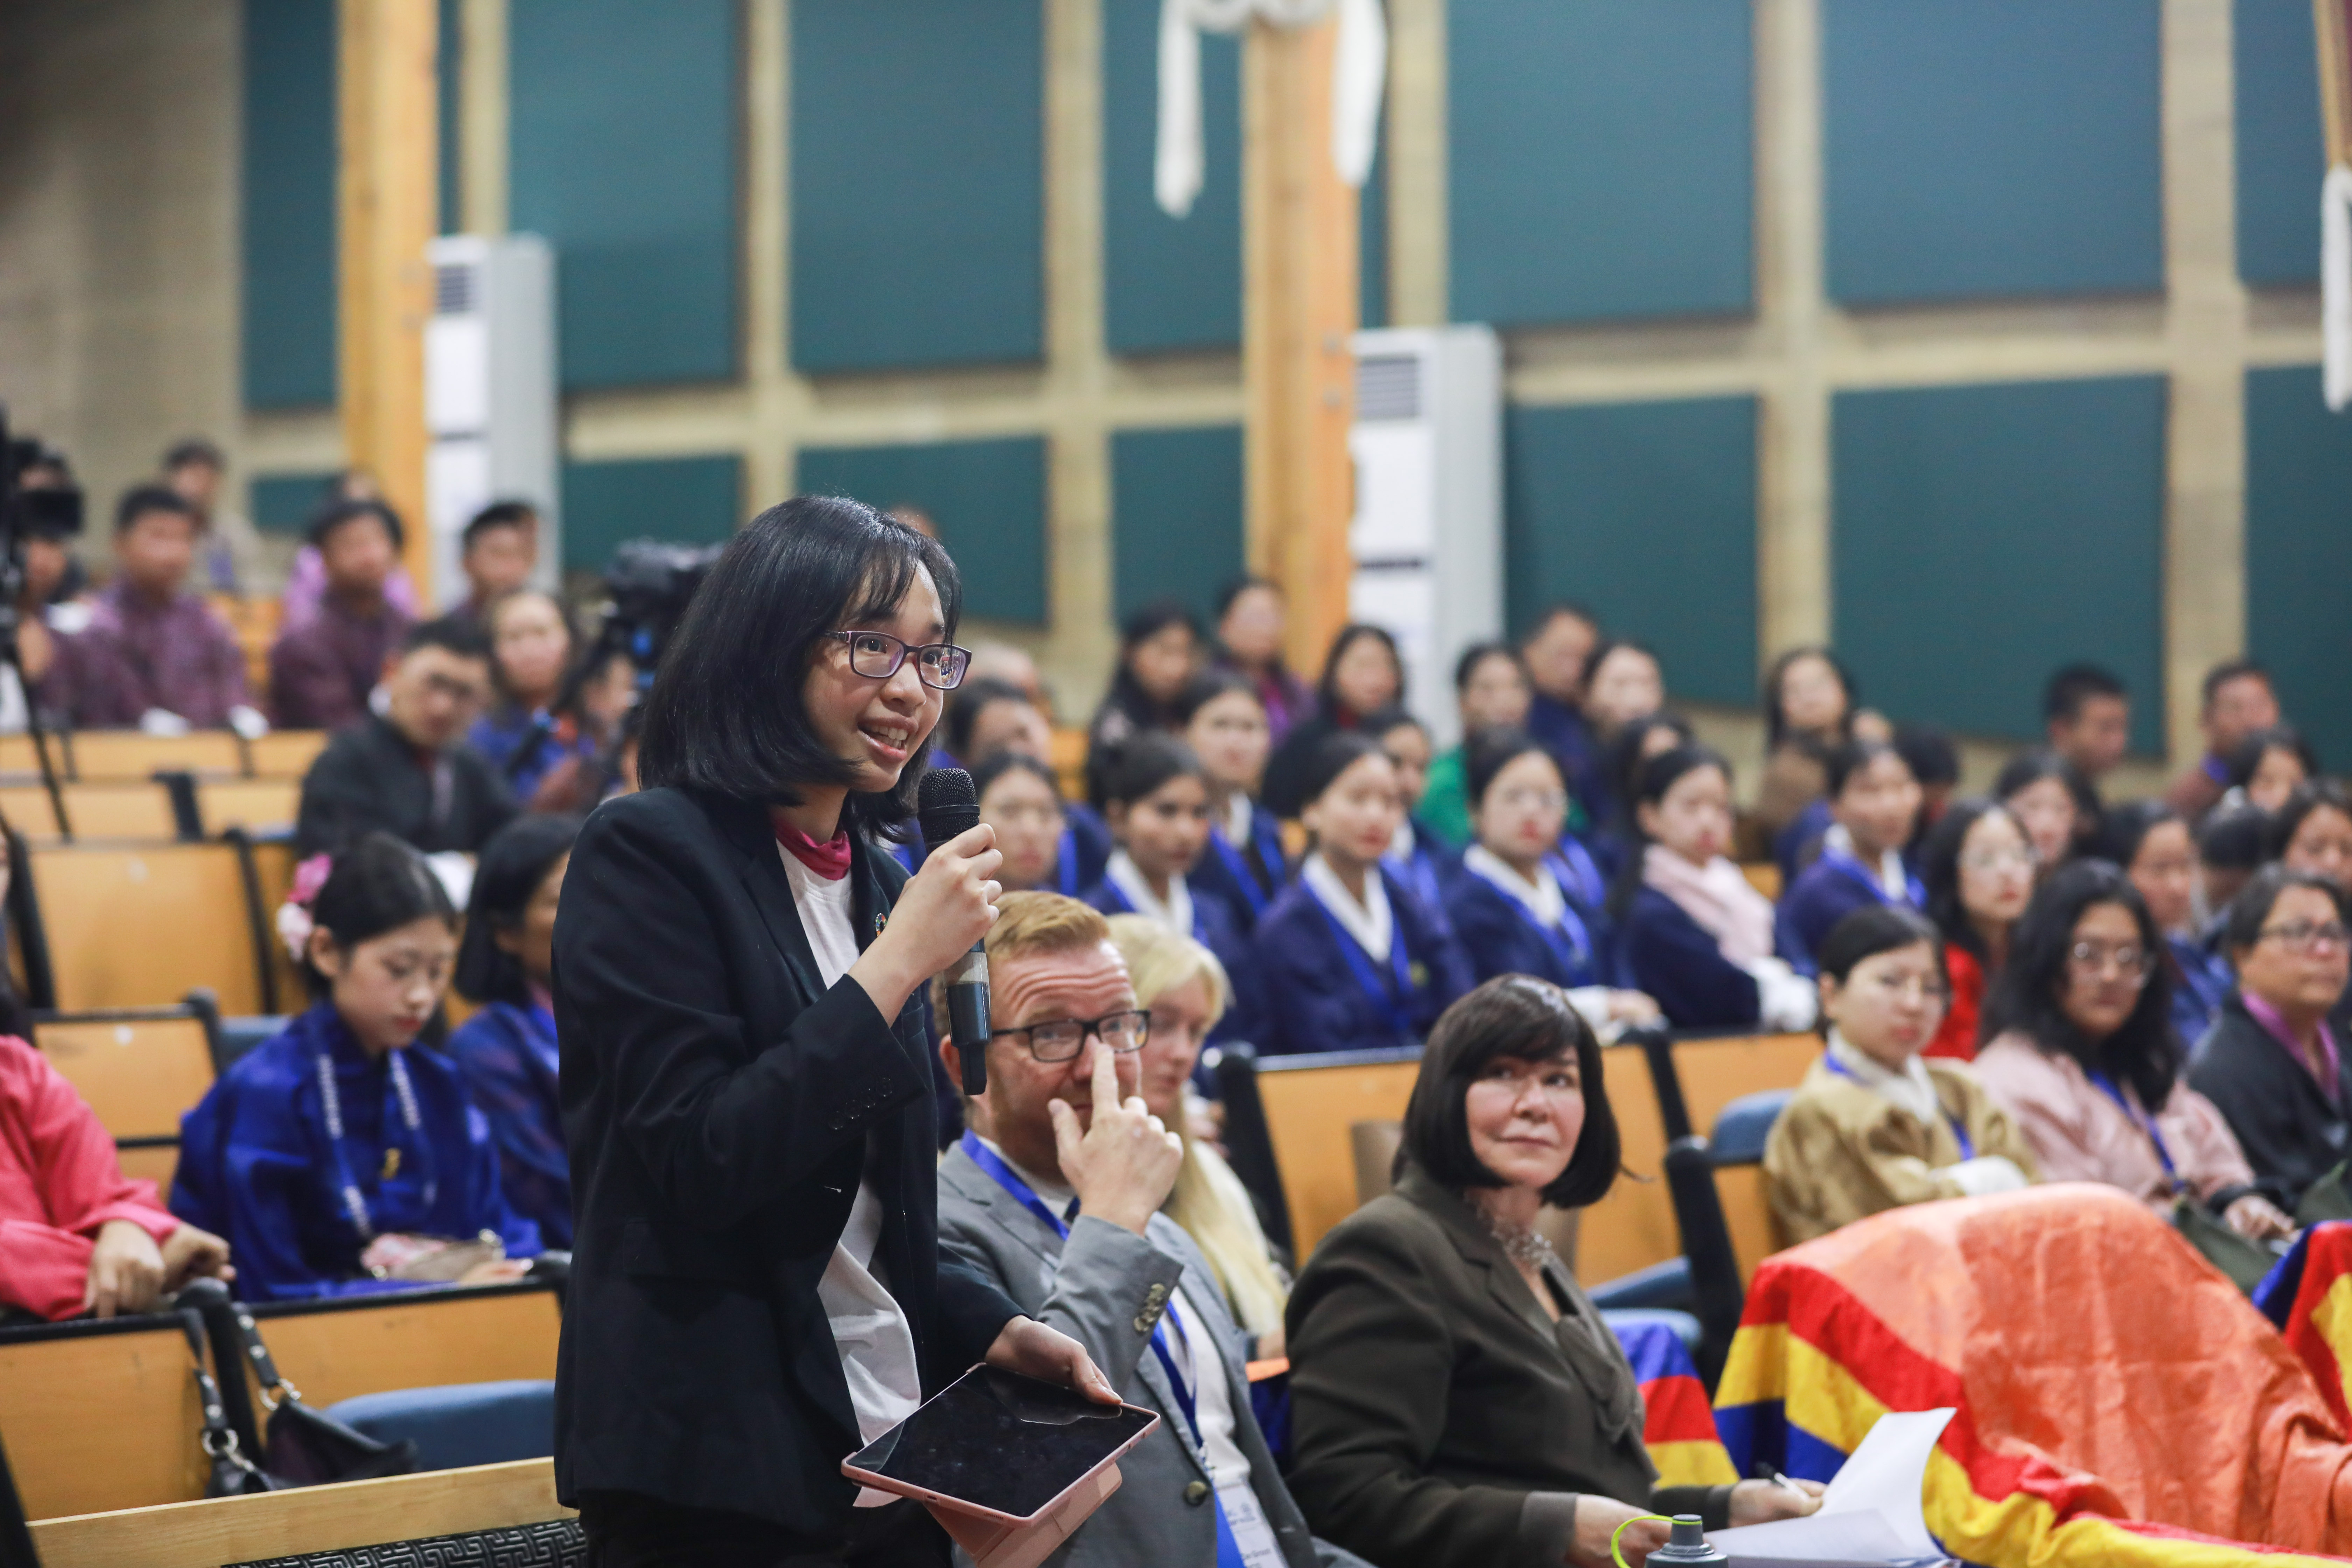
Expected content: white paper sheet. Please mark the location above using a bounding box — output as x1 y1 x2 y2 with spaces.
1706 1408 1956 1567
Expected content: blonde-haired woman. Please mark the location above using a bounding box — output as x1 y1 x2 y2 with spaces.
1105 912 1293 1359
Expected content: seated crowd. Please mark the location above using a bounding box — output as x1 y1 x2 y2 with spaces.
4 460 2352 1565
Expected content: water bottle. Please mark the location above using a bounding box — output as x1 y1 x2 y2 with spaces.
1647 1514 1729 1566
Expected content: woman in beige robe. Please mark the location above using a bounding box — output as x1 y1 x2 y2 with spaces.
1765 905 2037 1244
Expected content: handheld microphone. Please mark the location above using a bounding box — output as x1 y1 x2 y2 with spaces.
916 768 990 1096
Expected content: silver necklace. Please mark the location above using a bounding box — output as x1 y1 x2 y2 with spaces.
1475 1197 1560 1273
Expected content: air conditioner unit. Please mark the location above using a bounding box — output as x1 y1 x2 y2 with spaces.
1346 324 1503 748
425 234 559 605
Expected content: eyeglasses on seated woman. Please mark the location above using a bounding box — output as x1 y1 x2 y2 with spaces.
1282 975 1821 1568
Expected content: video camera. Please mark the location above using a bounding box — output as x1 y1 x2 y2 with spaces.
599 537 725 685
0 405 86 545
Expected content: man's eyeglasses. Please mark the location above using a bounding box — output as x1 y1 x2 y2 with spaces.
989 1010 1151 1062
822 630 972 691
2258 920 2352 955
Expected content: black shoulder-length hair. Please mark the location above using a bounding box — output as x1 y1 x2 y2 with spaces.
1399 975 1620 1210
637 495 960 836
456 813 582 1004
1980 859 2181 1111
1917 796 2021 961
303 833 460 999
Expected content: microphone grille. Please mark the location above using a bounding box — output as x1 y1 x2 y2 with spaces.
916 766 980 849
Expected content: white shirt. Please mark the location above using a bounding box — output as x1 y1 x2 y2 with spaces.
782 846 922 1504
1106 848 1194 936
1220 791 1254 847
1303 851 1392 963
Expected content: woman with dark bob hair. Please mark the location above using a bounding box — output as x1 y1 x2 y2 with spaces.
1972 861 2292 1241
552 496 1112 1566
1283 977 1820 1568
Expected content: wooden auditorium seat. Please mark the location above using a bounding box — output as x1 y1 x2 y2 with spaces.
0 781 180 842
0 1280 565 1530
1661 1030 1821 1143
0 1315 211 1519
34 1005 220 1190
244 730 330 780
27 843 268 1014
26 1458 572 1568
195 776 301 835
65 732 243 784
1739 862 1782 902
1047 725 1086 803
1572 1040 1685 1287
1254 1047 1422 1256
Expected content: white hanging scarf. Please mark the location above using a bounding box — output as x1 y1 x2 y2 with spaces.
1154 0 1388 219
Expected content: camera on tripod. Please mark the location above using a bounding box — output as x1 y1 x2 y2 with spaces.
598 537 725 685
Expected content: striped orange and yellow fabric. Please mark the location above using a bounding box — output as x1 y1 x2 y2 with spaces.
1610 1316 1740 1488
1712 1184 2352 1564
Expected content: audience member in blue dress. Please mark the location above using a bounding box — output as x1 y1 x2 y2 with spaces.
973 752 1082 896
1178 669 1288 930
1442 728 1661 1040
1367 706 1457 927
465 589 607 810
1565 640 1666 836
2093 799 2236 1050
941 675 1054 776
1083 598 1200 810
1583 710 1694 883
172 834 540 1300
1255 733 1474 1056
1613 746 1817 1033
1517 604 1602 833
1996 750 2095 877
1080 733 1265 1044
1774 739 1926 975
447 813 582 1249
1262 623 1406 818
1755 646 1862 882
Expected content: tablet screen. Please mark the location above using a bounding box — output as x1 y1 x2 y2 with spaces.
844 1366 1156 1521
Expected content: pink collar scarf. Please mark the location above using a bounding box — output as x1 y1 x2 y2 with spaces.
1643 842 1776 965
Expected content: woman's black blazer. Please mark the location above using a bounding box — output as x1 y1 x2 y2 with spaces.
550 786 1020 1534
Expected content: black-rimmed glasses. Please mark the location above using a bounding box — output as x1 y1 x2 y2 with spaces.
821 630 972 690
989 1010 1150 1062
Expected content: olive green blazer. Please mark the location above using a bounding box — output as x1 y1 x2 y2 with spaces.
1283 1169 1732 1568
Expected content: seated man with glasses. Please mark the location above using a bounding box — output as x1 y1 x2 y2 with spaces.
295 616 518 857
2190 866 2352 1217
935 891 1367 1568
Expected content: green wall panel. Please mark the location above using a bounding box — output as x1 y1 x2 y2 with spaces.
2235 0 2324 287
241 0 338 410
560 455 743 575
509 0 740 391
796 438 1049 625
2246 368 2352 766
1504 398 1757 707
1360 132 1388 330
1823 0 2162 304
791 1 1044 372
1110 426 1244 624
250 472 341 537
1102 0 1239 355
1832 378 2166 752
1450 0 1752 326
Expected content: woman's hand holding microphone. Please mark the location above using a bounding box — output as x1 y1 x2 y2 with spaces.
849 823 1003 1020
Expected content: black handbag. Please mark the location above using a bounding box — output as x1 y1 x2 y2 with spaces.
176 1305 278 1498
180 1280 420 1489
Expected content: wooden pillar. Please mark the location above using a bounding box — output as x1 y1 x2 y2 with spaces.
1244 13 1359 676
338 0 439 601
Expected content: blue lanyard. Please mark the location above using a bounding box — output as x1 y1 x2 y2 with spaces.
1387 840 1444 920
1476 859 1592 981
1553 838 1607 910
1821 842 1924 909
1309 880 1416 1038
313 1043 436 1243
1210 826 1272 919
1054 827 1079 896
957 1134 1214 1458
2088 1070 2178 1182
1821 1054 1974 1161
